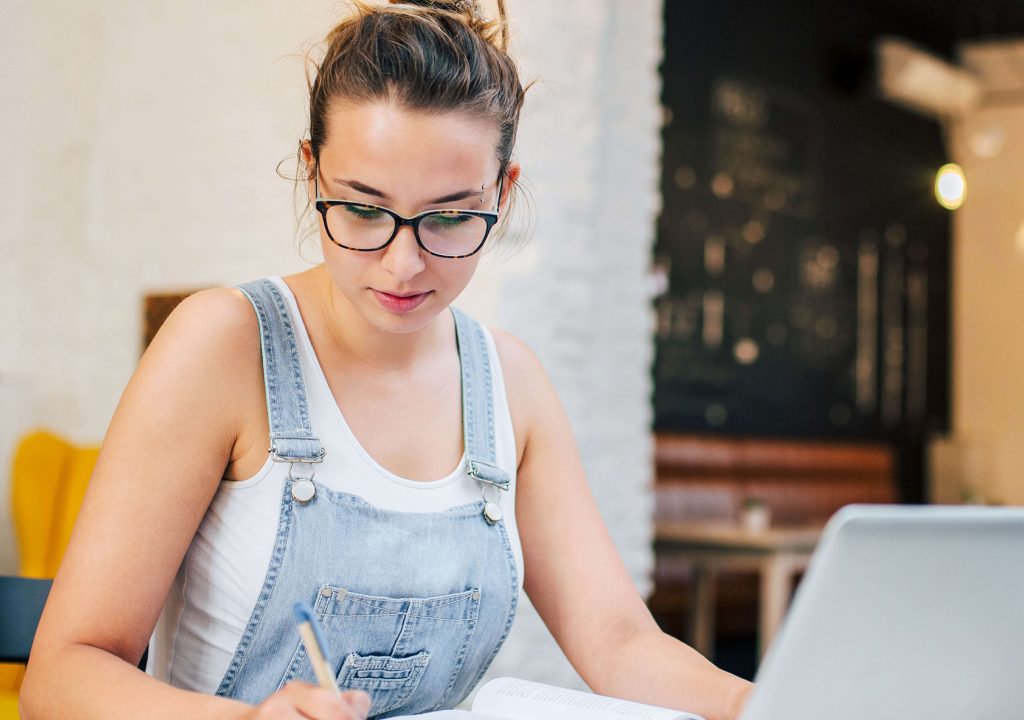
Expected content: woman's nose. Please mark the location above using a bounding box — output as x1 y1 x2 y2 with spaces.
381 225 427 280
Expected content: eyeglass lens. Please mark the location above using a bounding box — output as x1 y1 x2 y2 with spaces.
325 205 489 256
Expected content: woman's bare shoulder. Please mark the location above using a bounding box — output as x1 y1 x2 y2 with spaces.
127 287 264 443
487 326 561 464
488 326 544 385
150 287 258 357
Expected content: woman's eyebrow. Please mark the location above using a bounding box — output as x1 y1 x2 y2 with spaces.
333 178 477 205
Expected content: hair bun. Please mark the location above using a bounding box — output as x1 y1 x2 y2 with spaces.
388 0 479 13
385 0 507 51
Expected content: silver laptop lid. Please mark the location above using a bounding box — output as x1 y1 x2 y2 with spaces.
741 504 1024 720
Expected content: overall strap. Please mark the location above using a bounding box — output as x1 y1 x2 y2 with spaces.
236 279 325 464
451 307 509 492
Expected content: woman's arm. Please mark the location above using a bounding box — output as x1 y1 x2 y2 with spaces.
21 289 270 719
21 288 367 719
493 330 752 720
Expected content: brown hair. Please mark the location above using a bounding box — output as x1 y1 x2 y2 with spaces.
306 0 525 175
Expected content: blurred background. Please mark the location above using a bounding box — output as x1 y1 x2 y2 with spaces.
1 0 1023 700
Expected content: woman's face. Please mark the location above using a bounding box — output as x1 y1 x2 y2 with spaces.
307 101 517 336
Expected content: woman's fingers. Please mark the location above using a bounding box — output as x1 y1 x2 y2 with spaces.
340 690 372 718
253 681 371 719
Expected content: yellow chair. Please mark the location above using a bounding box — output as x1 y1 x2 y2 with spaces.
2 430 98 717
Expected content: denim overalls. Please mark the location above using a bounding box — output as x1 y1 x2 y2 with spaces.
214 279 519 718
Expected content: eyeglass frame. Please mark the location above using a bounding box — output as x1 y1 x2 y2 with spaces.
313 172 504 259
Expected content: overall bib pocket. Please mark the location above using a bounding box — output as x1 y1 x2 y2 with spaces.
278 584 482 715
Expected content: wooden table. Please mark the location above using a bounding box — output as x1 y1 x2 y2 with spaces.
654 521 824 660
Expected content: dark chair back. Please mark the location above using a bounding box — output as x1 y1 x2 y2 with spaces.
0 576 148 670
0 577 51 664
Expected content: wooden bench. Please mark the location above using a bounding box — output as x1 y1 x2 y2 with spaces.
649 433 896 641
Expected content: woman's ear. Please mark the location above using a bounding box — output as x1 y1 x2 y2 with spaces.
500 162 521 213
300 140 316 184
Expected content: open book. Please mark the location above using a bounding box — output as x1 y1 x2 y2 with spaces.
394 677 706 720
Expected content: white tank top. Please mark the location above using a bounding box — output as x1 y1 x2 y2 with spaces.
146 277 522 694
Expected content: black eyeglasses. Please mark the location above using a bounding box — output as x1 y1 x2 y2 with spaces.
314 175 502 259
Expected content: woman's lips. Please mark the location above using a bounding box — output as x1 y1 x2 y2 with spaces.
371 289 431 313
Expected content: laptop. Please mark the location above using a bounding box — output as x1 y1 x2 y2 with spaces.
740 504 1024 720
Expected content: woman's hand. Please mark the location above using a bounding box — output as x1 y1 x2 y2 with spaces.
724 679 754 720
243 683 371 720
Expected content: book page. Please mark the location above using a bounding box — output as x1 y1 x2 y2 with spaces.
470 677 706 720
390 711 505 719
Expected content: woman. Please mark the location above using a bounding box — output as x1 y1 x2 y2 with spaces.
22 2 753 718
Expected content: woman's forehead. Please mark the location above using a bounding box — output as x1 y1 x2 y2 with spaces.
319 101 500 195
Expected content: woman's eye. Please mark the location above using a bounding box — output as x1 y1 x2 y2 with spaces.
344 204 384 220
431 212 471 227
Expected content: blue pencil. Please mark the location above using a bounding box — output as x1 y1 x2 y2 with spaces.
293 600 341 693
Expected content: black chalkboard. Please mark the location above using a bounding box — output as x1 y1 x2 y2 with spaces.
653 0 950 440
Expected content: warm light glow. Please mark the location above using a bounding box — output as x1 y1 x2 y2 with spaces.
935 164 966 210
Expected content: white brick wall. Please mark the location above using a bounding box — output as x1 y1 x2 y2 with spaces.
468 0 664 691
1 0 664 692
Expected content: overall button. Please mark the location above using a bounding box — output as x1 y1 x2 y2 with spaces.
483 502 502 524
292 478 316 503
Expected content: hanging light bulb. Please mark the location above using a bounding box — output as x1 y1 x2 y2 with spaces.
935 163 966 210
